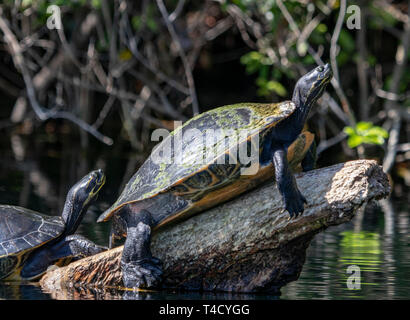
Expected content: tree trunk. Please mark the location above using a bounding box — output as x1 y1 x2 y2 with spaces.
40 160 390 296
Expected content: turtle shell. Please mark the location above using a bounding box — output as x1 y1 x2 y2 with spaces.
100 101 296 221
0 205 64 257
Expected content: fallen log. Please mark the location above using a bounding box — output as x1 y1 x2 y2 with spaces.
40 160 390 296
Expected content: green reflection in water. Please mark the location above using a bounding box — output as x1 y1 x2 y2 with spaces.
339 231 382 266
339 231 382 294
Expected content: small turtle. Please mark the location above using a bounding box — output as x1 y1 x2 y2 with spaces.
0 169 106 281
98 64 333 289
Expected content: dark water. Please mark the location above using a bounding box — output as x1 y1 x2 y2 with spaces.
281 200 410 299
0 132 409 300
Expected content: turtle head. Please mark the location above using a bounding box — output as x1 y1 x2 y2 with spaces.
62 169 106 235
292 64 332 112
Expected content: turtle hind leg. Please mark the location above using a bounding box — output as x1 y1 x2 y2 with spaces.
20 248 52 280
301 140 317 172
120 206 163 289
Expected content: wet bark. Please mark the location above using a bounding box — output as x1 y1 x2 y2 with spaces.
40 160 390 295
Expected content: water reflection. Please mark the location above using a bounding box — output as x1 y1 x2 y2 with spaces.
281 200 410 300
40 286 280 300
0 283 51 300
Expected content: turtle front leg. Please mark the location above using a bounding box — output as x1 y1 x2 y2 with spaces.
64 235 107 258
120 206 163 289
271 145 307 219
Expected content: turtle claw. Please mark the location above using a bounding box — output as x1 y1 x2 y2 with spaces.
283 190 307 220
122 257 163 289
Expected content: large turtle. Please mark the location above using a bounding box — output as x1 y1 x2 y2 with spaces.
0 169 106 281
98 64 333 289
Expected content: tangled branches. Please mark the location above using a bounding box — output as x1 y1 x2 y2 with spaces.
0 0 409 176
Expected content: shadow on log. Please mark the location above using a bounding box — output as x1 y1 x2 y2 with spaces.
40 160 390 297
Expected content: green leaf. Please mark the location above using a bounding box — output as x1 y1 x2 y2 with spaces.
347 135 363 148
240 51 274 76
266 80 287 97
147 18 158 33
356 121 373 133
336 51 351 66
131 16 142 31
255 77 287 97
367 127 389 138
119 49 132 61
343 126 355 135
302 55 315 65
339 29 355 53
343 122 389 149
367 55 377 67
91 0 101 9
363 135 384 145
370 5 398 27
316 23 327 33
